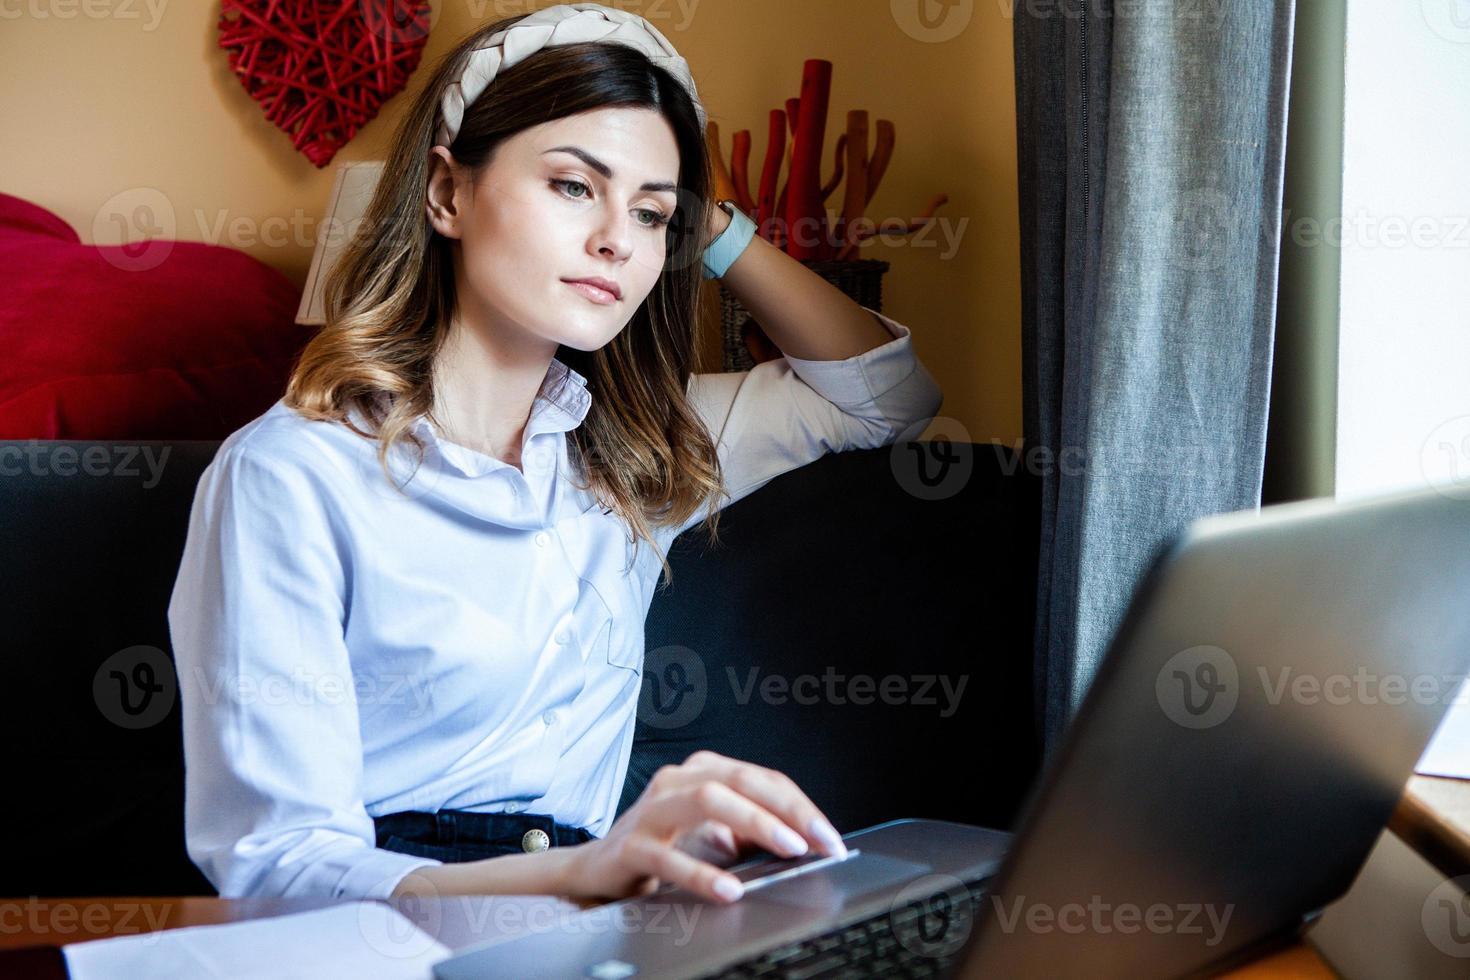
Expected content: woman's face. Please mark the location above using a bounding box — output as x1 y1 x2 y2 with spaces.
427 106 683 357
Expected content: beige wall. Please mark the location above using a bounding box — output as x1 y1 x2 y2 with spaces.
0 0 1021 445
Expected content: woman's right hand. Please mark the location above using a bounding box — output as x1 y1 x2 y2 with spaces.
556 750 848 907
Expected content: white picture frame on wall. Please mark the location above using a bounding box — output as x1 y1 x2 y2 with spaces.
296 161 386 327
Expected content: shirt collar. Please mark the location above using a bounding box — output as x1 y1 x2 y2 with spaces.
531 356 593 434
388 357 592 479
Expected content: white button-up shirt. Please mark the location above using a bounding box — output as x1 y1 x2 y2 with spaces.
167 307 942 899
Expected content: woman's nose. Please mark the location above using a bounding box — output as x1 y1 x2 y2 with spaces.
589 211 635 261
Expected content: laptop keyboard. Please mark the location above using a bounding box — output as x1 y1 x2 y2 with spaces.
695 875 991 979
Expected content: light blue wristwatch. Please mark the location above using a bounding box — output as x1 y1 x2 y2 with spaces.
702 199 758 280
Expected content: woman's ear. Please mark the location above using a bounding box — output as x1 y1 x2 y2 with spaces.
425 146 465 239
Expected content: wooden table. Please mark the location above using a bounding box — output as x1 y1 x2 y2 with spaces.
0 895 1332 977
1389 774 1470 880
7 776 1468 977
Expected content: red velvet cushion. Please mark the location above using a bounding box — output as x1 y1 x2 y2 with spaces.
0 192 309 439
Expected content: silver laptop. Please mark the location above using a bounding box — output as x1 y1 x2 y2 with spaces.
435 481 1470 979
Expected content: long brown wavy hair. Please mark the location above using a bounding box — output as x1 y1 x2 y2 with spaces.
284 14 728 587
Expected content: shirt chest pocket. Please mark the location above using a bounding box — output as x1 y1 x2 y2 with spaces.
576 572 644 674
563 518 652 676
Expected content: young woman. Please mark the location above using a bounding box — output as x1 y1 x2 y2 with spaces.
168 4 942 909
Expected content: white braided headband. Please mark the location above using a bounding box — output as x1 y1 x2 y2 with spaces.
435 2 707 149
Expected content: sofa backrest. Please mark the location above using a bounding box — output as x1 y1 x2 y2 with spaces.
627 441 1042 835
1 439 1040 896
5 441 219 896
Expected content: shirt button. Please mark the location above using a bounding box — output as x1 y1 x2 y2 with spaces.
542 709 558 725
534 531 550 548
505 801 523 814
554 630 571 645
521 828 550 853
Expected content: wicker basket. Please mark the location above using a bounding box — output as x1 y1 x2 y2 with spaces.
718 259 891 372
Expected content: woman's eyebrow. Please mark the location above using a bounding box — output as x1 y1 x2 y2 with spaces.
542 146 676 193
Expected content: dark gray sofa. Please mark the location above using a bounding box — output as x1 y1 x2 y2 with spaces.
2 438 1040 896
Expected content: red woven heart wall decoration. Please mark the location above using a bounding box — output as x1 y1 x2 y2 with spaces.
218 0 433 168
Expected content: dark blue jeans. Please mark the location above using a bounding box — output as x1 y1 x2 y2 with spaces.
373 809 598 863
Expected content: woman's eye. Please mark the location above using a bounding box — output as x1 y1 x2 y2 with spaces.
552 179 671 229
552 178 591 200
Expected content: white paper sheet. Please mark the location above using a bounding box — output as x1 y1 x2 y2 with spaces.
1416 677 1470 779
62 900 452 980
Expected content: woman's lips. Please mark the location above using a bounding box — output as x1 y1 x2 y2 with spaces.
565 280 618 305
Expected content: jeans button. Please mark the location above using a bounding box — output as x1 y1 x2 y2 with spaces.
521 829 550 853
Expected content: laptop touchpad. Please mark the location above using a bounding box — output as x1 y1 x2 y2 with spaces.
747 851 933 913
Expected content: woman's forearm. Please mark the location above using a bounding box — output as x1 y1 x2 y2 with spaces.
710 204 893 363
390 846 579 900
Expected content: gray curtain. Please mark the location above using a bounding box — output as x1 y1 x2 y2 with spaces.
1014 0 1297 750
